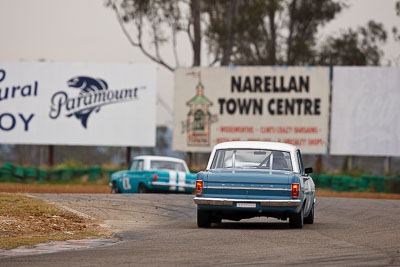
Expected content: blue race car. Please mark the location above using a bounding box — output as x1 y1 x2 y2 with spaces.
110 156 196 194
194 141 315 228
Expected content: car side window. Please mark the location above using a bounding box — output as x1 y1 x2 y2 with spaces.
135 160 144 171
129 160 138 171
211 150 234 169
297 150 304 174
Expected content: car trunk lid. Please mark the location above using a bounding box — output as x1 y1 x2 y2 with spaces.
204 169 292 199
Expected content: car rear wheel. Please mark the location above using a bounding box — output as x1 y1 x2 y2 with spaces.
211 217 222 224
111 182 120 194
138 183 148 193
289 205 304 228
197 209 211 228
304 204 314 224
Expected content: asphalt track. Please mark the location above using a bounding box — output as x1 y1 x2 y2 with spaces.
1 194 400 266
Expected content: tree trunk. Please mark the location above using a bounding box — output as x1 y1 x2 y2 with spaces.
48 145 54 167
188 0 201 168
286 0 297 65
126 147 131 166
268 9 276 65
221 0 239 65
191 0 201 66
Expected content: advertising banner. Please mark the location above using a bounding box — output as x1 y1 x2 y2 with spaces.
173 66 330 153
331 67 400 156
0 62 157 146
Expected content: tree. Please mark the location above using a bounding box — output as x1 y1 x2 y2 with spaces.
317 21 387 66
396 0 400 16
106 0 203 70
393 1 400 44
203 0 343 66
201 0 242 65
109 0 389 68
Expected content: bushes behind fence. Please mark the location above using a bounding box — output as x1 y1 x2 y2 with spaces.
310 174 400 193
0 163 118 184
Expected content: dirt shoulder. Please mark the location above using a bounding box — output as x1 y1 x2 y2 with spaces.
0 183 110 194
0 193 112 249
316 190 400 199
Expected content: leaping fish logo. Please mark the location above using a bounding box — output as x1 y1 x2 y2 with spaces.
49 75 142 129
66 76 108 128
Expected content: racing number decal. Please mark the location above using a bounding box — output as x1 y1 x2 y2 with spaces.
122 177 132 190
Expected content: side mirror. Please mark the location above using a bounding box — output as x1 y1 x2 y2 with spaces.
304 167 313 174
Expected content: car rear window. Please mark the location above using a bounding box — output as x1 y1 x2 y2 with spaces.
150 160 187 172
210 149 292 171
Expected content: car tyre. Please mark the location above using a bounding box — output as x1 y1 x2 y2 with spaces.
212 217 222 224
304 204 314 224
289 205 304 229
197 209 211 228
138 183 148 193
111 182 120 194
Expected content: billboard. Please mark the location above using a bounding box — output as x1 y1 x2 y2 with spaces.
173 66 330 153
0 62 157 146
331 67 400 156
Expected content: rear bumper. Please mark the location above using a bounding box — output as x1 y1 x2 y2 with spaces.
193 197 301 207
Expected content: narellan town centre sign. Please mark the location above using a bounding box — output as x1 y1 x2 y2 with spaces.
221 75 321 116
0 62 157 147
173 66 330 153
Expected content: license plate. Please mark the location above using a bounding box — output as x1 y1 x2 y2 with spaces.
237 203 256 208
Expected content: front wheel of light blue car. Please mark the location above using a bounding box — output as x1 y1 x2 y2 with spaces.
197 209 211 228
111 182 120 194
289 205 304 229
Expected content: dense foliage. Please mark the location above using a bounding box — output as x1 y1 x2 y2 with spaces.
107 0 393 68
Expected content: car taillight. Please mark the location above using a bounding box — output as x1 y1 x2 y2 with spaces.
195 180 203 195
153 174 158 181
292 183 299 198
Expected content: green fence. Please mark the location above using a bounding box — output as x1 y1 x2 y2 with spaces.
1 162 400 193
0 163 119 184
310 174 400 194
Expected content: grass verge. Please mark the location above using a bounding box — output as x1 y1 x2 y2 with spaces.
316 190 400 199
0 193 112 249
0 183 110 194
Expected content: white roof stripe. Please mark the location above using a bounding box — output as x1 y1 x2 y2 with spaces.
212 141 297 152
206 141 299 171
133 155 186 163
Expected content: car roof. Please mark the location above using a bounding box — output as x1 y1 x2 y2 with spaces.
212 141 297 153
133 155 186 163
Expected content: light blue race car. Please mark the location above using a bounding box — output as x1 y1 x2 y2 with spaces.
110 156 196 194
194 141 315 228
